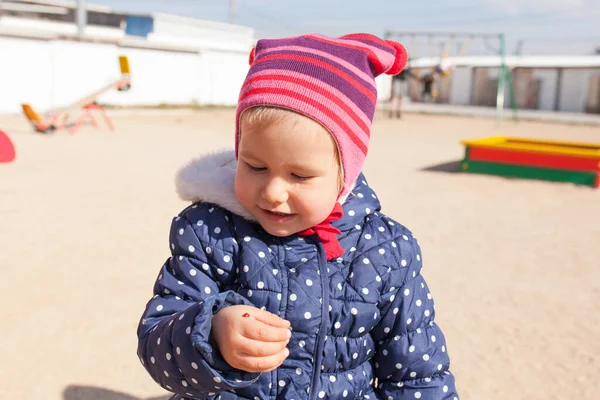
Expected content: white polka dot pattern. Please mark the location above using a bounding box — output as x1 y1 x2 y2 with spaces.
136 175 457 400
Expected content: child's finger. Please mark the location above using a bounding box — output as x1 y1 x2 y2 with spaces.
237 348 290 373
238 336 289 357
241 317 292 342
249 308 291 328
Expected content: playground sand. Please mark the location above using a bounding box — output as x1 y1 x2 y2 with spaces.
1 109 599 400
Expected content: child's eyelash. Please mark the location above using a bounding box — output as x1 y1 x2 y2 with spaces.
246 162 312 181
292 173 311 181
246 162 266 172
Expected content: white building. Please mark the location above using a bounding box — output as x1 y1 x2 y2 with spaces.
2 1 598 116
388 55 600 114
0 0 256 114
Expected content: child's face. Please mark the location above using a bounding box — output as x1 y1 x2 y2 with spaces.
235 113 341 237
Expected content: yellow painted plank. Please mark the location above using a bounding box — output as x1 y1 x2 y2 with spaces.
461 136 600 158
119 56 130 74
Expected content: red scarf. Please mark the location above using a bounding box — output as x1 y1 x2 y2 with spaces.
298 203 345 260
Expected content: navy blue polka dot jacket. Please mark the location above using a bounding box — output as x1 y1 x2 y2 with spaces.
137 151 459 400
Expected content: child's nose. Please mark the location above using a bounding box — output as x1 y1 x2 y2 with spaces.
262 178 289 204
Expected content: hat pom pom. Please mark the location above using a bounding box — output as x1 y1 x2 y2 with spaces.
385 40 408 75
248 46 256 65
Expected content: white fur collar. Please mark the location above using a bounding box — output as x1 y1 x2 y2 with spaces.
175 149 257 221
175 149 353 221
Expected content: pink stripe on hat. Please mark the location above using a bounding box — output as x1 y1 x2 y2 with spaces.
259 45 377 91
241 73 371 142
249 68 372 128
239 87 368 155
309 34 399 73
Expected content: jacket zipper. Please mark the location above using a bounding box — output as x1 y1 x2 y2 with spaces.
309 240 330 400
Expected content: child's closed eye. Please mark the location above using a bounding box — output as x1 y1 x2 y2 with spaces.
245 161 267 172
291 173 312 181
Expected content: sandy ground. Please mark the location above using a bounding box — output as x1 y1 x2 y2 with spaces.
1 109 599 400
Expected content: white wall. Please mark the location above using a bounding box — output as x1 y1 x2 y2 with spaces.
0 36 54 114
533 69 559 111
441 65 596 113
4 16 596 115
375 75 392 102
449 67 473 105
150 13 254 52
0 32 253 114
102 46 204 107
198 50 251 105
559 69 595 113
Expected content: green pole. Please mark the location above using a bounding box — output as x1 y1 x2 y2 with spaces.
496 33 506 124
506 63 519 121
506 38 519 121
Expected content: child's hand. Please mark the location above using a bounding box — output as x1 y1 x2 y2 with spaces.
212 305 291 373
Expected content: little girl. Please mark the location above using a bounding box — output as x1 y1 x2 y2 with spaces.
137 33 459 400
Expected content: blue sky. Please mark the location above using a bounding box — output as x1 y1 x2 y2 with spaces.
90 0 599 55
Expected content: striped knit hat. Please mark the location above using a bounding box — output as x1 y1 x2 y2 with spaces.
235 33 408 196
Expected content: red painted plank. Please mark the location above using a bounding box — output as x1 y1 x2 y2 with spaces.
467 146 600 172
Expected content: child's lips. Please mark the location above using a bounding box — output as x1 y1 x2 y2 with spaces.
260 208 296 222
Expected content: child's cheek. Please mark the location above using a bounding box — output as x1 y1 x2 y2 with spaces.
234 170 249 203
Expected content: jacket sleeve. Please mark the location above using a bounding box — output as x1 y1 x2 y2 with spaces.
371 226 459 399
136 208 261 399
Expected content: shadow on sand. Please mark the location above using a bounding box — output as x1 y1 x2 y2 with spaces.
63 385 170 400
420 160 463 174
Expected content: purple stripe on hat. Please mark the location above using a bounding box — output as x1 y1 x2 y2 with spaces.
309 34 396 70
238 92 368 168
246 58 376 118
252 49 377 98
258 45 377 91
241 79 370 144
288 38 376 74
248 68 373 128
254 36 378 74
253 36 314 54
339 34 397 53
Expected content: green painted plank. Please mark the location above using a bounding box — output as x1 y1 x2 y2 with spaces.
461 160 598 187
